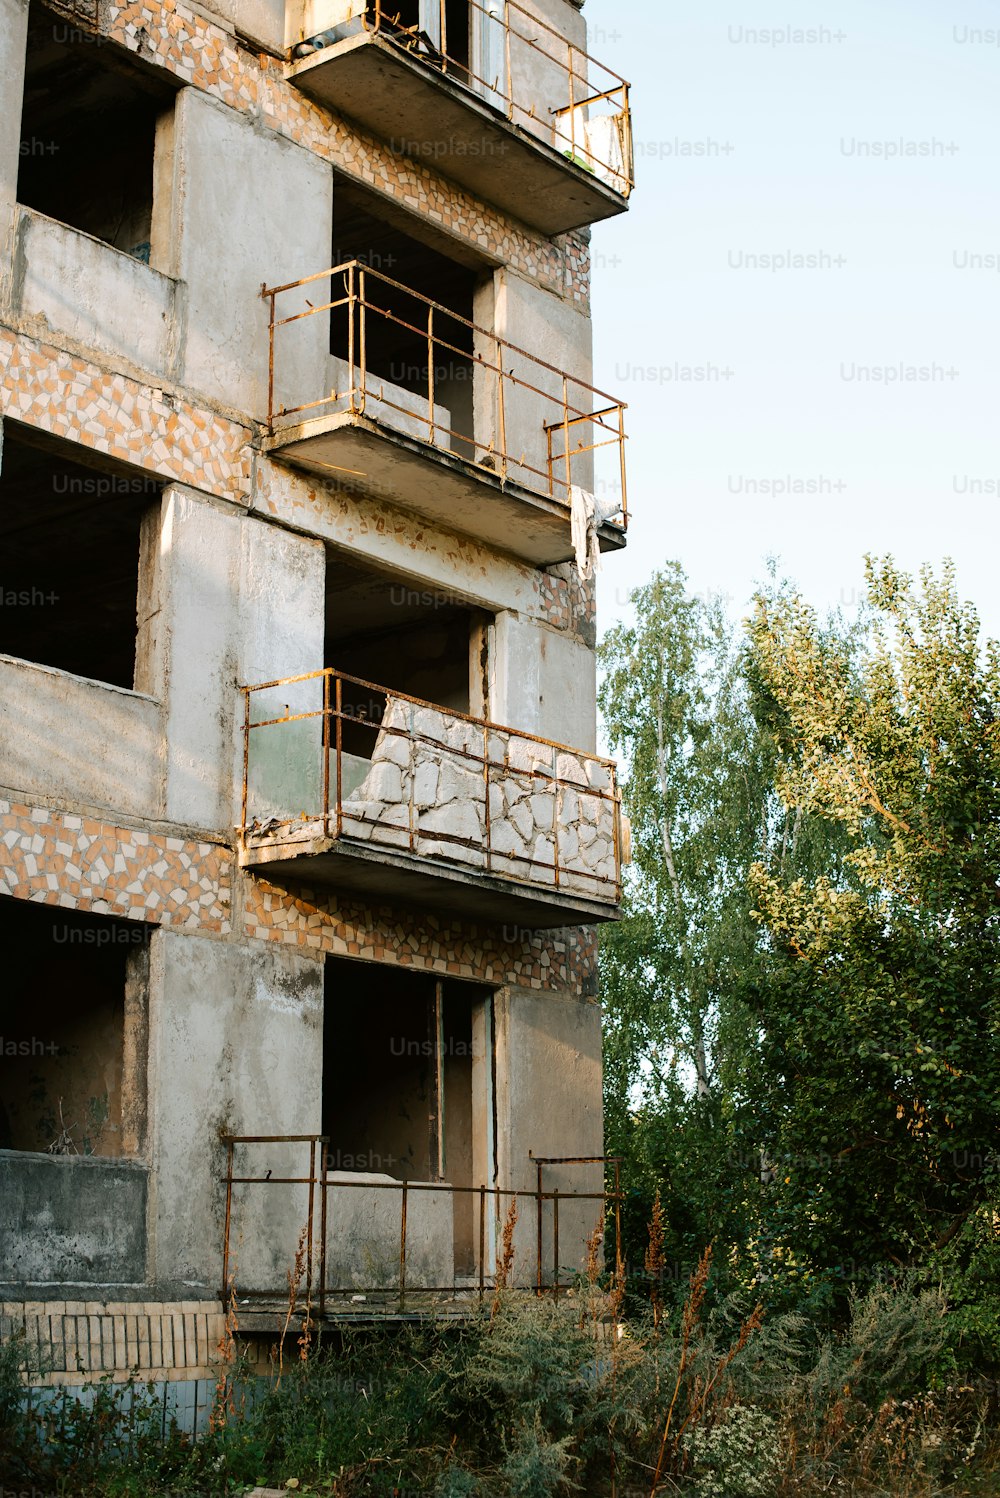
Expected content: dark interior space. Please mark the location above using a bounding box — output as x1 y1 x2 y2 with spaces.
0 897 149 1156
325 549 487 756
322 957 491 1267
331 182 482 453
18 1 177 258
363 0 470 71
444 0 471 75
0 426 162 689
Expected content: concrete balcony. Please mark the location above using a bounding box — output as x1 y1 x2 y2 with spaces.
222 1136 619 1315
11 205 178 385
261 261 629 567
286 1 633 237
238 669 624 929
0 1151 148 1291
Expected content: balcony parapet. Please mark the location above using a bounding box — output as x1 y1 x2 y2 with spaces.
238 669 624 927
286 0 634 236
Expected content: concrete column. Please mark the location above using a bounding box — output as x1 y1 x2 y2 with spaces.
159 87 332 421
493 985 604 1285
136 486 243 834
0 0 29 308
146 930 324 1293
237 512 326 828
490 268 594 496
490 611 597 751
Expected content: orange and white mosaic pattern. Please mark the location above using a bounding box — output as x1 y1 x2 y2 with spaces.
0 801 232 933
0 800 595 992
0 328 253 503
243 876 598 993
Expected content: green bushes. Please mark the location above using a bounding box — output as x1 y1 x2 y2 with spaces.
2 1268 998 1497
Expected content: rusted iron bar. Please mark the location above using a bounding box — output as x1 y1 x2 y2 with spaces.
305 1137 316 1308
536 1158 543 1297
319 1141 328 1318
221 1136 235 1302
262 261 625 409
399 1182 408 1312
240 668 618 769
479 1185 487 1308
552 1188 560 1302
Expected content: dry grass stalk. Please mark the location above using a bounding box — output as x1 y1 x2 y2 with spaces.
210 1268 241 1433
644 1189 667 1333
648 1244 712 1496
491 1196 519 1320
582 1215 604 1333
276 1224 308 1387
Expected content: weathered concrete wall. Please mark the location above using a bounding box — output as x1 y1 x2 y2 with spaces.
239 513 326 828
324 354 452 443
0 0 27 301
491 269 594 497
147 931 324 1292
491 611 597 751
13 207 178 380
0 655 164 818
323 1173 455 1292
138 486 242 833
0 1151 147 1286
203 0 285 53
161 87 331 421
509 0 586 147
493 986 604 1283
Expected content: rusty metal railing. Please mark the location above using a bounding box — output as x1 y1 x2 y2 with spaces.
239 666 625 906
291 0 634 197
221 1135 622 1315
262 259 629 521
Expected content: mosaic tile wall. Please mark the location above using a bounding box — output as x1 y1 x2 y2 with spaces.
243 875 598 991
0 328 253 503
0 798 597 992
0 799 232 932
103 0 591 308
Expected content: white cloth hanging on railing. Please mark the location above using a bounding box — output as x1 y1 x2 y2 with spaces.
570 485 622 581
561 108 629 194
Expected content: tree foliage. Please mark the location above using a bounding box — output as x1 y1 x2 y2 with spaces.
748 557 1000 1281
600 557 1000 1339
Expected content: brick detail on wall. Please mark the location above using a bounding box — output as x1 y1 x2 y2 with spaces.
1 1300 227 1386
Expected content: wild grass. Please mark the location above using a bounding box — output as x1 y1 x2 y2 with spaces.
2 1214 999 1497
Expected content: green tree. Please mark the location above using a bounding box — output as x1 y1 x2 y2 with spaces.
598 564 811 1284
748 558 1000 1287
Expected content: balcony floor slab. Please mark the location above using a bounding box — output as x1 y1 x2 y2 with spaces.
239 832 621 930
263 413 626 566
286 33 629 237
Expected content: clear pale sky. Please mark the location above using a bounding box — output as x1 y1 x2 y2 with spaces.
583 0 1000 641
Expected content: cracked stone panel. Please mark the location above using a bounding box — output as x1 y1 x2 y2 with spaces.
336 699 619 899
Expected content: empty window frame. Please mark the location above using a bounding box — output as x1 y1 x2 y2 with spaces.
0 426 162 690
330 183 486 463
322 957 494 1273
18 1 177 261
0 897 149 1156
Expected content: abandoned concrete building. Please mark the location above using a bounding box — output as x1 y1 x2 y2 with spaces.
0 0 633 1420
